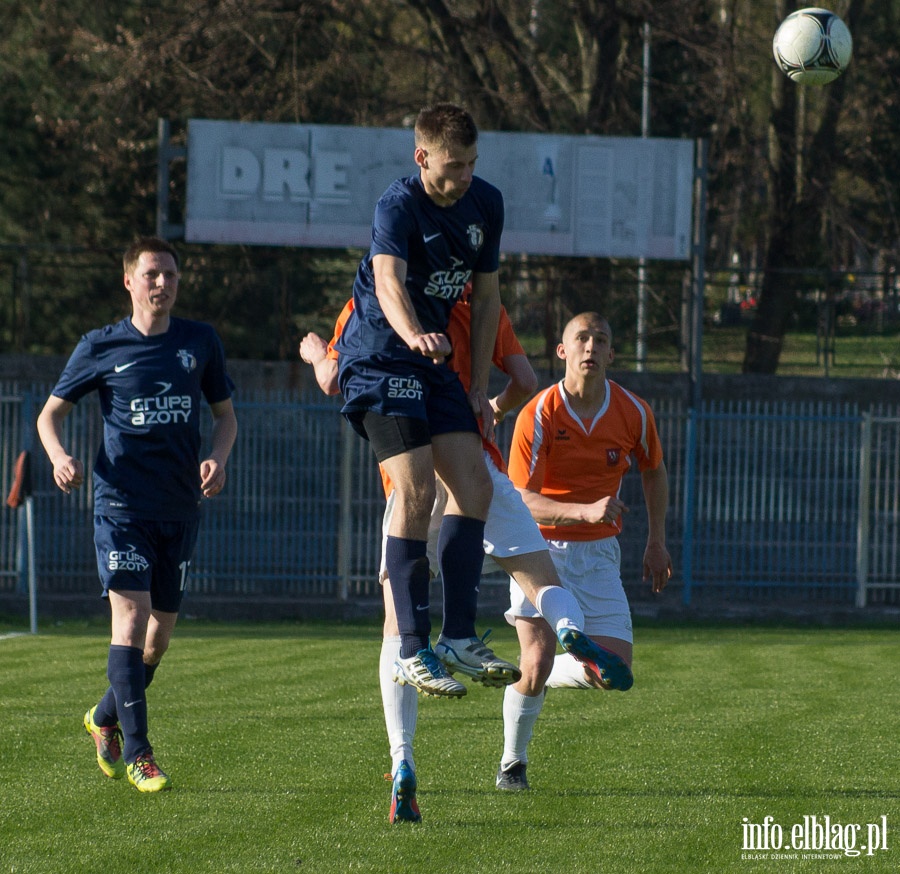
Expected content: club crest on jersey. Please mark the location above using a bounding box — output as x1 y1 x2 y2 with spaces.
606 449 620 466
466 223 484 251
177 349 197 372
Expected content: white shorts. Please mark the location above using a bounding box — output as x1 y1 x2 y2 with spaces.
505 537 633 642
379 451 548 581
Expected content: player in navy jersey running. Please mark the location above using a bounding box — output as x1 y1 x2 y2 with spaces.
335 103 519 699
37 236 237 793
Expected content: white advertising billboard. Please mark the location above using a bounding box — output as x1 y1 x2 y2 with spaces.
184 119 694 260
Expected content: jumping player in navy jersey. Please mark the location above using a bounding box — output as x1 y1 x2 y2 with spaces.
37 236 237 792
335 103 520 707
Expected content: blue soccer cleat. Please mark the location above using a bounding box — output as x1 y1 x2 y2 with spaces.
558 628 634 691
389 760 422 824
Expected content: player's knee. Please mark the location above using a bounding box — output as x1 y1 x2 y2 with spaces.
394 481 436 519
517 643 554 693
454 464 493 518
143 642 169 665
473 468 493 513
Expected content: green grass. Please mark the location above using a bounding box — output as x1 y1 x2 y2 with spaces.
519 326 900 377
698 326 900 377
1 619 897 873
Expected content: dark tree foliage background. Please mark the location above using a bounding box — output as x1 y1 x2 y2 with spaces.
1 0 897 371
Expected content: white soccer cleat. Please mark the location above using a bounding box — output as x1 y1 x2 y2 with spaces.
434 631 522 687
392 647 467 698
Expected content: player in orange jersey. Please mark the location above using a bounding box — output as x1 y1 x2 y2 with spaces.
497 312 672 790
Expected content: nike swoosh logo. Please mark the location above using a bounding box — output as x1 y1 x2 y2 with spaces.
123 699 143 708
423 232 441 243
114 362 136 373
415 605 430 611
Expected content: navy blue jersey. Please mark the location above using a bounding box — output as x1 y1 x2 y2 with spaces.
335 174 504 362
51 317 234 521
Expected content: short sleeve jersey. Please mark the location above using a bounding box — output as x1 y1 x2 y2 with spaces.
508 379 663 541
335 174 504 363
50 316 234 521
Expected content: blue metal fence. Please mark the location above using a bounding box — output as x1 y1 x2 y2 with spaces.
681 402 861 604
2 380 899 613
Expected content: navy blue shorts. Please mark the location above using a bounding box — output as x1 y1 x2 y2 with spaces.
339 354 479 442
94 516 200 613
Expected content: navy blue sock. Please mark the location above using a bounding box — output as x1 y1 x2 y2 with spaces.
385 536 431 659
93 661 158 727
93 685 118 727
438 515 486 640
107 645 150 763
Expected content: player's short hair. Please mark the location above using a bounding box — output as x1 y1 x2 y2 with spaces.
414 103 478 153
564 312 613 344
123 236 180 274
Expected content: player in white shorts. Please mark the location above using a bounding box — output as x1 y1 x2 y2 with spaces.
499 312 672 791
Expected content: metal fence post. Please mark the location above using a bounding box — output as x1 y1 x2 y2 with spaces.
337 417 354 602
855 412 872 608
681 405 699 605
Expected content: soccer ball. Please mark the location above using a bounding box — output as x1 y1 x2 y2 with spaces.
772 8 853 85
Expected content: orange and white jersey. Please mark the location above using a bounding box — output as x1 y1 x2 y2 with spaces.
326 297 525 495
508 379 663 542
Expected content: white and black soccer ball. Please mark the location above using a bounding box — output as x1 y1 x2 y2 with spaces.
772 7 853 85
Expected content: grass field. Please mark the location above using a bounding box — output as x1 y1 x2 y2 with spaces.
520 325 900 378
1 618 896 873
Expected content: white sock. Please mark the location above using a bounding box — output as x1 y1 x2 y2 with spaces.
534 585 584 636
500 685 545 768
379 636 418 773
546 652 594 688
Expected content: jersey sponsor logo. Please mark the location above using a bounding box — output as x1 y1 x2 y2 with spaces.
466 223 484 251
606 449 620 466
177 349 197 372
424 257 471 301
387 376 423 400
108 544 149 573
114 361 136 373
130 381 193 426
